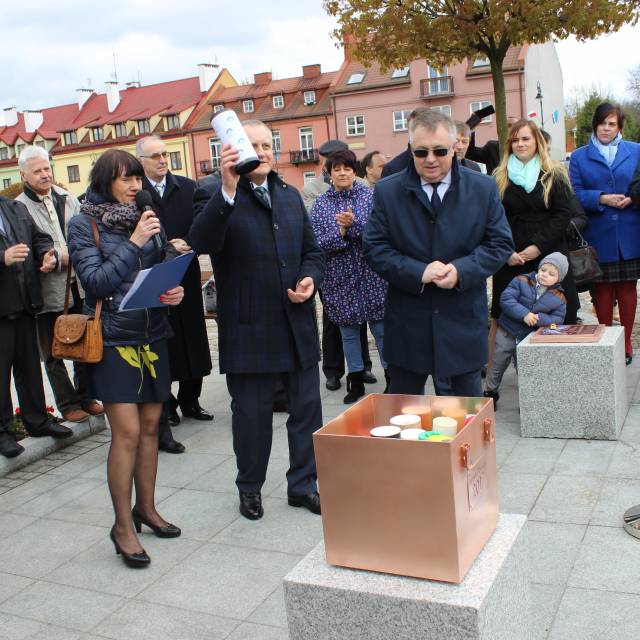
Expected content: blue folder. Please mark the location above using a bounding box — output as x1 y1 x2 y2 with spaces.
119 251 195 311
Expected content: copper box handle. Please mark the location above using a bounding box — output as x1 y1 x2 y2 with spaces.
483 418 495 443
460 442 480 470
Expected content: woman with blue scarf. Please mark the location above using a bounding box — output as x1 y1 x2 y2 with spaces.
569 103 640 364
490 120 576 339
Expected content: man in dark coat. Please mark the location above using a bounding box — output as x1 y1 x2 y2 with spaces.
363 109 514 396
0 196 73 457
137 136 213 454
190 119 325 521
454 121 482 173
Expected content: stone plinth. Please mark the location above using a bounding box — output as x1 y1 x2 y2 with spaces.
283 513 528 640
518 326 627 439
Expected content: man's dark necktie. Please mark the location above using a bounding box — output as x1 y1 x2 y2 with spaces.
254 185 271 209
430 182 442 216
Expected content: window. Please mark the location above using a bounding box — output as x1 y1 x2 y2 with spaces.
346 115 365 137
299 127 314 159
170 151 182 170
303 90 316 105
114 122 127 138
0 147 8 160
391 66 410 79
347 72 365 85
213 104 225 113
470 101 492 123
303 172 316 185
63 131 78 145
243 99 254 113
166 115 180 130
209 138 222 170
2 178 11 189
273 95 284 109
427 66 450 94
430 105 452 117
272 129 281 154
392 110 412 132
137 120 150 135
67 165 80 183
16 143 25 155
91 127 104 141
35 140 46 148
473 56 490 68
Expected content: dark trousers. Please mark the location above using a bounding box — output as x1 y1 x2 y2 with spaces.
321 306 371 379
226 364 321 494
36 311 91 414
0 315 49 433
388 364 482 397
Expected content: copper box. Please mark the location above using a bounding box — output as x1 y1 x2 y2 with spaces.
314 394 498 583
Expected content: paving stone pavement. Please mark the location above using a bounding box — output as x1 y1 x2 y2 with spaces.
2 320 640 638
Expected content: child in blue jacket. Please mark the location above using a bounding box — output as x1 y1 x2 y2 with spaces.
484 252 568 408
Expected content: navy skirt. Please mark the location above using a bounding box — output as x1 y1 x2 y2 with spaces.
87 340 171 403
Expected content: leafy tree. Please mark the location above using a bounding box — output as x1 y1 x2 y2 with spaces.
325 0 639 150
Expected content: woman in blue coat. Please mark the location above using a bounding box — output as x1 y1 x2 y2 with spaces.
569 103 640 363
67 150 184 568
310 150 388 403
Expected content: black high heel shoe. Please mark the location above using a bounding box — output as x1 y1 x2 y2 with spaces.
132 506 181 538
109 527 150 569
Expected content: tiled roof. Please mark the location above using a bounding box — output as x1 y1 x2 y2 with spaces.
332 61 412 94
0 103 79 145
68 76 204 129
465 46 525 75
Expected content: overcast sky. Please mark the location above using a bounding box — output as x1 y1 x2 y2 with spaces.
3 1 638 111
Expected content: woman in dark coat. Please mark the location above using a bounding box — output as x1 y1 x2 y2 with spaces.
67 150 184 569
490 120 575 352
310 150 388 403
569 103 640 364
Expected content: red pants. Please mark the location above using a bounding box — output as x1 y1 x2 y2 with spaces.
594 281 637 356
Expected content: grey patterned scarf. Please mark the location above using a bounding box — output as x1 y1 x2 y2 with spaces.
80 200 141 232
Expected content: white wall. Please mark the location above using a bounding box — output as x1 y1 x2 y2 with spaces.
524 42 566 160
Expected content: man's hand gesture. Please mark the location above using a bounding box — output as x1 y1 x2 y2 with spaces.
4 243 30 267
287 277 314 303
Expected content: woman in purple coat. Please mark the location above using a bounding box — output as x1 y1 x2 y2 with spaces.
310 150 388 403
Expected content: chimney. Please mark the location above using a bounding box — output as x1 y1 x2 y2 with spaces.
24 110 44 133
125 81 141 89
3 107 18 127
254 72 273 86
198 63 219 92
302 64 321 79
76 88 93 110
343 33 357 61
105 81 120 113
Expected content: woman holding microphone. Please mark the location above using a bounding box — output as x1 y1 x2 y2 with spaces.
67 149 184 568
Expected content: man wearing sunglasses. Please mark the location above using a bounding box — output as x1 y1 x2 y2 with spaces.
363 108 513 397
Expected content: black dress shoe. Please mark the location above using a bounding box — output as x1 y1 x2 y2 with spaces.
239 492 264 520
181 403 214 421
109 527 150 569
483 389 499 410
363 370 377 384
325 376 341 391
288 491 321 515
626 354 633 366
168 409 181 427
29 421 73 439
0 432 24 458
159 438 185 454
132 506 181 538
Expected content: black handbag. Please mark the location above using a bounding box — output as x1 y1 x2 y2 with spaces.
567 221 602 291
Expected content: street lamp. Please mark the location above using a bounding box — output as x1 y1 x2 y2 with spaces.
535 81 545 128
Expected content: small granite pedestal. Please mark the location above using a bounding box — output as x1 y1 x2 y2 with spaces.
518 326 627 439
283 513 528 640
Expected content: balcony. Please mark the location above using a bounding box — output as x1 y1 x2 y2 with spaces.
289 148 320 165
420 77 454 99
199 160 220 175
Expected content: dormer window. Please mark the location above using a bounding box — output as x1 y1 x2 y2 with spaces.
391 67 410 79
114 123 127 138
0 147 8 160
473 56 490 68
347 72 365 85
213 104 225 113
273 95 284 109
303 90 316 106
166 115 180 130
91 127 104 142
243 99 254 113
63 131 78 145
137 119 150 135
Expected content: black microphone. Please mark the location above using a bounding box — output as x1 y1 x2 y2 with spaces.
135 190 162 252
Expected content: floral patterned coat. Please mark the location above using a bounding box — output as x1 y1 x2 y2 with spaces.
310 182 387 326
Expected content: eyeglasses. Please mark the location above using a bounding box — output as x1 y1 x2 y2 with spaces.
412 147 450 158
140 152 168 160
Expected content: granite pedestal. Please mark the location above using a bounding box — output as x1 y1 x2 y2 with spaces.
518 326 627 439
283 513 528 640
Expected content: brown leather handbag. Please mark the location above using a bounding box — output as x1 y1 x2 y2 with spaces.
567 221 603 291
51 217 103 363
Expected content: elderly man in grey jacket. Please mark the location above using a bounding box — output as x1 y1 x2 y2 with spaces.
16 146 103 423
